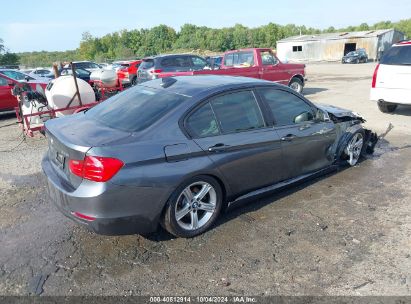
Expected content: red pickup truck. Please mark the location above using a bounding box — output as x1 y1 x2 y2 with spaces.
138 48 306 93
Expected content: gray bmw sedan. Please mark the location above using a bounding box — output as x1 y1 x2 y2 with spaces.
42 76 376 238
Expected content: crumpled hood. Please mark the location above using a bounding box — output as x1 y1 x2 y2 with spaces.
316 103 362 119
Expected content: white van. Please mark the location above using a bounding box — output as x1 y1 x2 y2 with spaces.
370 41 411 113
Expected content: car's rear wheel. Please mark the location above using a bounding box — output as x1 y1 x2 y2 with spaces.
289 77 303 94
161 176 223 238
378 101 397 113
343 131 365 166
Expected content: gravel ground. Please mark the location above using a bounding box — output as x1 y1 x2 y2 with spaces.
0 62 410 296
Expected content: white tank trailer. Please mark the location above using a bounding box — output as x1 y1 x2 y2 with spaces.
90 69 118 88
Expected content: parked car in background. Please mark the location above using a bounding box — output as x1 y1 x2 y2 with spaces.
98 63 109 69
0 72 48 112
342 49 368 64
0 73 18 111
205 56 223 69
60 67 91 83
370 40 411 113
117 60 142 86
29 68 54 79
42 75 376 238
0 69 50 84
137 54 209 83
64 61 102 73
138 48 306 93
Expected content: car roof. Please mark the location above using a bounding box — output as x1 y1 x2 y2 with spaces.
143 54 199 60
139 75 280 97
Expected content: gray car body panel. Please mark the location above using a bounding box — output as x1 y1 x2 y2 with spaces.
42 75 374 235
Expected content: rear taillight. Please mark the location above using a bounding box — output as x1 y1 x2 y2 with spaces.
372 63 380 88
69 156 124 182
150 69 163 74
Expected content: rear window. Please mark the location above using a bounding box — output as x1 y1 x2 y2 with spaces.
85 86 188 132
140 60 154 69
381 45 411 65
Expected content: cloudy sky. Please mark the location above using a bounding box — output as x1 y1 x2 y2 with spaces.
1 0 410 52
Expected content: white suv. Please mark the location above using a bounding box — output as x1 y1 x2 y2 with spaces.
370 41 411 113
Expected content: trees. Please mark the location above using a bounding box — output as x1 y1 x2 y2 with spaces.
0 38 20 65
15 18 411 67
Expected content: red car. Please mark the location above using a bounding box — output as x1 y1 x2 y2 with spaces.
138 48 306 93
0 72 49 112
117 60 142 86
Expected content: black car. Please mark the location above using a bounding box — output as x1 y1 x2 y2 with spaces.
60 67 91 82
42 75 377 238
137 54 209 83
342 49 368 64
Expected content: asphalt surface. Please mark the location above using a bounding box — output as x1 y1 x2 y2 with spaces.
0 62 410 296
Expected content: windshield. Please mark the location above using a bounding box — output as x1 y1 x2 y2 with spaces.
85 85 188 132
381 45 411 65
346 52 358 56
0 70 33 81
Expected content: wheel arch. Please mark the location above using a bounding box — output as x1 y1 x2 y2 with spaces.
288 74 305 86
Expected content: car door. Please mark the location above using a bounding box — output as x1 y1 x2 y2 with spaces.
0 75 17 111
257 87 337 180
259 50 291 85
185 90 284 196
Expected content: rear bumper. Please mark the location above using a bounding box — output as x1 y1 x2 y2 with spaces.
42 155 165 235
370 88 411 105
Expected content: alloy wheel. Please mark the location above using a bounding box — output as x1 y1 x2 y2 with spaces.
345 133 364 166
174 182 217 231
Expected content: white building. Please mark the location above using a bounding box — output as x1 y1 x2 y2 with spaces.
276 29 405 62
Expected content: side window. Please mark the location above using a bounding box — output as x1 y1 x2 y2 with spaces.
258 88 315 126
186 103 220 138
191 56 207 69
211 91 265 134
260 51 278 65
223 54 234 66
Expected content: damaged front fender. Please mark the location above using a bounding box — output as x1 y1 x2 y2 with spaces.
316 104 379 163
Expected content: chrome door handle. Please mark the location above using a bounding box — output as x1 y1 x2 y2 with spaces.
281 134 297 142
208 143 230 152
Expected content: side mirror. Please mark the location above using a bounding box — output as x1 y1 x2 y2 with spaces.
294 111 314 124
25 76 30 82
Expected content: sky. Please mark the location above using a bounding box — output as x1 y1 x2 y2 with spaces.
1 0 410 53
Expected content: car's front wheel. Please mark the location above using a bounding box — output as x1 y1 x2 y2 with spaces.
161 176 223 238
343 130 365 166
378 101 397 113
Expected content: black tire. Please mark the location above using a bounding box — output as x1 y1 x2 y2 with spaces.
378 101 397 113
289 77 303 94
340 129 366 166
161 175 223 238
131 76 137 86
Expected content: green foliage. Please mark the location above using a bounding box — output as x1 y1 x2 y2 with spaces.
14 18 411 67
0 38 20 65
0 52 20 65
